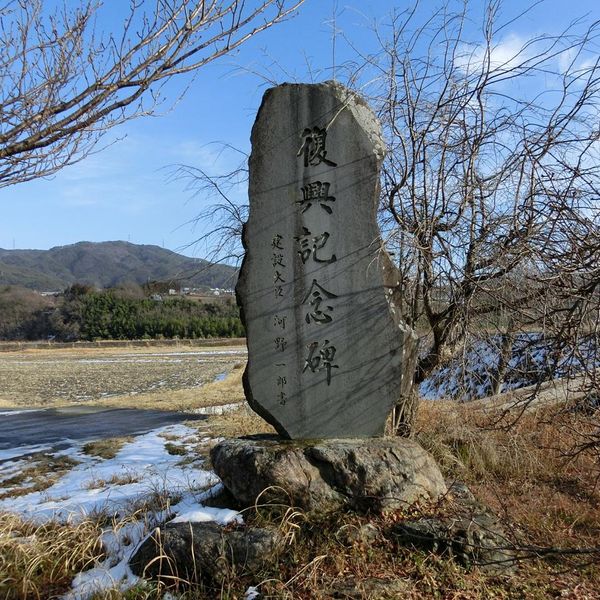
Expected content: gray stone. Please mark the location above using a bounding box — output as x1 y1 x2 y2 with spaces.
129 520 281 583
329 577 413 599
237 81 418 439
335 522 381 546
393 482 517 573
210 436 447 513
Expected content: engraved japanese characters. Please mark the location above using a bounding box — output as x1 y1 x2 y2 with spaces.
237 81 418 439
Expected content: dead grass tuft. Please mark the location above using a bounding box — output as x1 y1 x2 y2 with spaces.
0 513 103 599
202 403 277 438
164 442 188 456
0 454 80 500
84 472 140 490
82 436 133 459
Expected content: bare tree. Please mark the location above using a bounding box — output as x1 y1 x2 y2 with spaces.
171 144 249 265
0 0 304 187
352 1 600 392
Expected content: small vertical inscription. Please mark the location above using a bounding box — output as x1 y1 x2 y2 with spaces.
271 234 286 298
273 314 287 329
270 233 290 402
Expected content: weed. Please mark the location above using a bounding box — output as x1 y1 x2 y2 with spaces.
163 442 188 456
85 472 140 490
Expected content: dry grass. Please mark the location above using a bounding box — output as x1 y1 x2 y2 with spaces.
82 436 133 459
0 513 104 600
83 360 247 412
202 403 277 438
90 500 599 600
414 400 600 552
0 454 80 500
163 442 188 456
84 472 141 490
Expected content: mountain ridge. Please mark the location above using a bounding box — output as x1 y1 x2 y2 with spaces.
0 241 238 290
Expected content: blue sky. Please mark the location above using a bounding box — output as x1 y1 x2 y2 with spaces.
1 0 598 259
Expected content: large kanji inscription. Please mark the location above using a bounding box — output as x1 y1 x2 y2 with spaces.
236 81 418 439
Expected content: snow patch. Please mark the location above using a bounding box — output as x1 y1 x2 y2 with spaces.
420 333 600 402
0 422 242 599
190 402 242 415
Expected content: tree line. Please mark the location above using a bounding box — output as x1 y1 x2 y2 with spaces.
0 284 244 341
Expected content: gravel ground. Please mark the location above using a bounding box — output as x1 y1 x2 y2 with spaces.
0 346 247 406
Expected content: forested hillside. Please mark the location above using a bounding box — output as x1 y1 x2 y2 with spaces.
0 241 237 290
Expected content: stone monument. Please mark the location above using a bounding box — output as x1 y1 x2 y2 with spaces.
211 82 445 514
236 80 418 439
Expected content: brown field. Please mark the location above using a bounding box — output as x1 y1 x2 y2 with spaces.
0 343 247 409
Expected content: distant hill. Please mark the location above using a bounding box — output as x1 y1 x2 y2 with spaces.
0 241 238 291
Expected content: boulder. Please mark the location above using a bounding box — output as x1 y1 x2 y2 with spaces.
210 436 447 514
129 521 281 584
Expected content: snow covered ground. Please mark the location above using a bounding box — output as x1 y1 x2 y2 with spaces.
420 333 600 401
0 423 239 599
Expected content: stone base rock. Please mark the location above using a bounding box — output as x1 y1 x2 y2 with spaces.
393 483 517 573
129 521 280 584
210 436 447 514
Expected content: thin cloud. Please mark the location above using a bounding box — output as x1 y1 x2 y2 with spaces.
456 33 531 75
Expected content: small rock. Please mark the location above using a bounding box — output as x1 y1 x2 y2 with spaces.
129 521 281 584
393 483 517 573
335 523 381 546
330 576 413 599
211 436 447 514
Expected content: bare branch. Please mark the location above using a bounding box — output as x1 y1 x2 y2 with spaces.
0 0 305 186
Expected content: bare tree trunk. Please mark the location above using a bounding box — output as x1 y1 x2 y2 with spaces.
382 250 420 436
392 386 419 437
490 331 514 397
